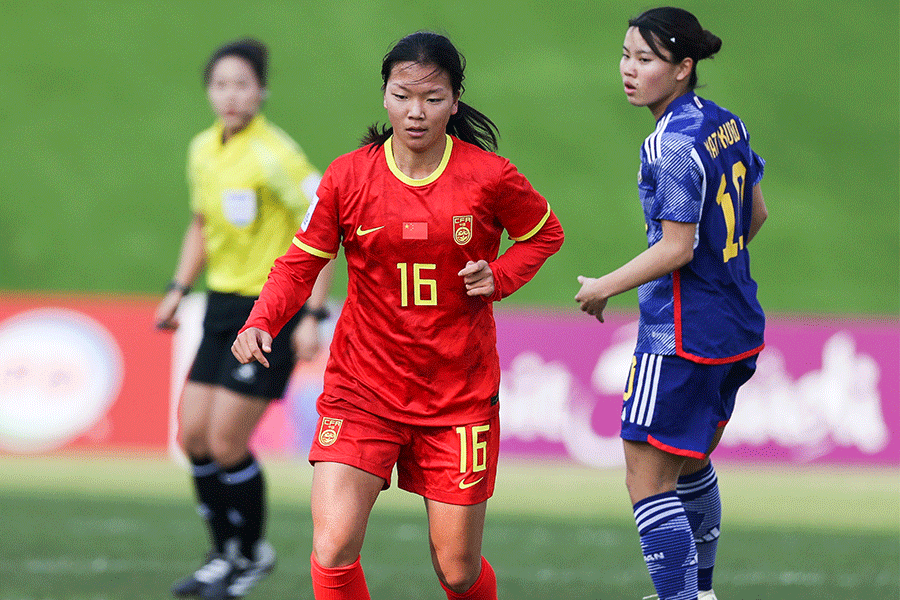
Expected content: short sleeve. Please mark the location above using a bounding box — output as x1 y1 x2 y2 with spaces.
747 150 765 189
733 117 765 188
262 144 322 222
493 160 551 241
649 135 704 224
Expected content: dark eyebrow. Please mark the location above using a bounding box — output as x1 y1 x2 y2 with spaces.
392 82 446 94
623 46 654 56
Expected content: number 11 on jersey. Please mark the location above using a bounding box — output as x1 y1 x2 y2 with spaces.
715 161 748 263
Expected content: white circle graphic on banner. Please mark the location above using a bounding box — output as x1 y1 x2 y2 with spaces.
0 308 123 453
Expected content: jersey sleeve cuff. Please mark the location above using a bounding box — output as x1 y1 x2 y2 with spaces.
292 237 338 260
509 204 551 242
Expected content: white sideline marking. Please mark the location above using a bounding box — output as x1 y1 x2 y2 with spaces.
0 557 183 575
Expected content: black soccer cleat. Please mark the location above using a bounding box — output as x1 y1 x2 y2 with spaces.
171 552 233 598
201 540 276 600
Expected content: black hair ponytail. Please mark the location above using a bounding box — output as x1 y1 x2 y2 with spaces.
446 101 498 152
698 29 723 61
629 7 721 89
360 31 499 152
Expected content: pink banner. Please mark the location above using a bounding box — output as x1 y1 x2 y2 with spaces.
492 309 899 466
1 295 896 467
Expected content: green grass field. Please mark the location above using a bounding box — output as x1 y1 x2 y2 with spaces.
2 0 898 316
1 455 896 599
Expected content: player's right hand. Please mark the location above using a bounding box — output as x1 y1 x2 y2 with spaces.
575 275 609 323
232 327 273 368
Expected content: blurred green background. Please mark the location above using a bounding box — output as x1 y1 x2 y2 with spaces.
2 0 897 316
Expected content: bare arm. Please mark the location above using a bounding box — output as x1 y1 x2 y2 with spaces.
575 219 696 322
747 184 768 244
306 258 335 310
155 213 206 329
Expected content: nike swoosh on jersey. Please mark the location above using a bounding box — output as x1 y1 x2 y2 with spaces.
458 477 484 490
356 225 385 236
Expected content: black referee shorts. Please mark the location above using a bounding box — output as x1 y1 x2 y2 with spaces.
187 291 302 400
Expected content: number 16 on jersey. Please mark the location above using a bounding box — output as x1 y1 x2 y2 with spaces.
397 262 437 307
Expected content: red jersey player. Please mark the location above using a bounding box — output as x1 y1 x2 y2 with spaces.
233 31 564 600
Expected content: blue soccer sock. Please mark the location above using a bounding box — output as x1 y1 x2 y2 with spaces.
678 463 720 591
633 491 698 600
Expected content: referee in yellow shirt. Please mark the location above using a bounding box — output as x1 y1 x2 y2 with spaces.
155 39 334 600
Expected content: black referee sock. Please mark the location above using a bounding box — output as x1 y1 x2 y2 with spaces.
188 455 233 554
220 454 266 560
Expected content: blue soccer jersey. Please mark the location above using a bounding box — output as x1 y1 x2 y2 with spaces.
635 92 765 363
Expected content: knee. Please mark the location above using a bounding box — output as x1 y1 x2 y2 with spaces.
207 431 247 468
440 571 480 595
178 426 209 458
312 528 363 569
433 549 482 593
625 469 672 504
312 540 358 569
681 456 710 477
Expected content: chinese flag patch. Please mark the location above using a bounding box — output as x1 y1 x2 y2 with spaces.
402 222 428 240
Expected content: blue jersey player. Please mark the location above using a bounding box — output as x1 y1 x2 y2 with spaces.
576 7 769 600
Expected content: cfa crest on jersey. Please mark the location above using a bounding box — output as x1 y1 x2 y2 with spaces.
453 215 473 245
318 417 343 447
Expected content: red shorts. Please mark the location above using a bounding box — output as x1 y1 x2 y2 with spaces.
308 395 499 505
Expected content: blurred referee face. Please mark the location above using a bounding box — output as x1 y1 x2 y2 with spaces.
207 55 266 140
620 26 692 119
383 61 459 155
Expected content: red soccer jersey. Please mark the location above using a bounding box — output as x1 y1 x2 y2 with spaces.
244 135 563 425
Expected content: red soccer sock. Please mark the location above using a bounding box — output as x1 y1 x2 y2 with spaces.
440 556 497 600
310 553 371 600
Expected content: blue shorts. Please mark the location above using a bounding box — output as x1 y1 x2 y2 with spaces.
620 353 757 458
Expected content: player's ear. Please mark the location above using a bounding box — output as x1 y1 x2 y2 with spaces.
675 57 693 83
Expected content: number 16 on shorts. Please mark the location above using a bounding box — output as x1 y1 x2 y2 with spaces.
452 416 499 501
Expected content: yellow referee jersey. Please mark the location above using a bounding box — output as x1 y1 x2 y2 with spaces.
188 114 321 296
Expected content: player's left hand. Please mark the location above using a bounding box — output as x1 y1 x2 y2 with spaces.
458 260 495 297
575 275 609 322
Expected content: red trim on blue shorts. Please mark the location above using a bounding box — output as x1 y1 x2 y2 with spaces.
647 434 707 459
